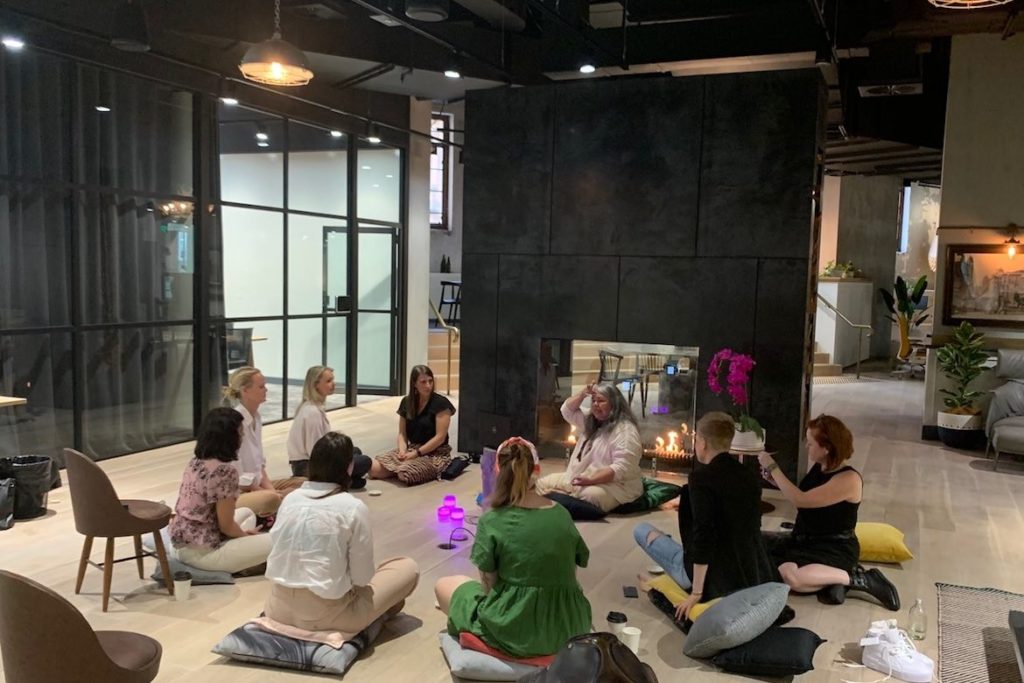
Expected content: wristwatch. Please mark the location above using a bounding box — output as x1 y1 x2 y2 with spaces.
764 462 779 474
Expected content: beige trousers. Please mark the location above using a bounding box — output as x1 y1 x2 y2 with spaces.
265 557 420 638
535 472 622 512
236 476 306 515
171 508 273 573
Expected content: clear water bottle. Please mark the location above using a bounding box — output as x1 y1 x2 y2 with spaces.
908 598 927 640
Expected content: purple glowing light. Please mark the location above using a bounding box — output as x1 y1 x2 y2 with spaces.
437 505 452 522
450 507 465 523
443 495 457 508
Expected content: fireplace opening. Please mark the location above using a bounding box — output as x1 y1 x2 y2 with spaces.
536 338 699 476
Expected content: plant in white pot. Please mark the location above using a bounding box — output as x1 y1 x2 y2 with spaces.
936 321 989 449
707 348 764 451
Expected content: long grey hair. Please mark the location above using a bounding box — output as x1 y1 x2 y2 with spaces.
584 383 637 438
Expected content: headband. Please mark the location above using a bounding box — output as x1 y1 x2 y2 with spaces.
496 436 539 465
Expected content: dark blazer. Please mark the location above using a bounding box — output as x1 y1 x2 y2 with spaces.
678 452 779 601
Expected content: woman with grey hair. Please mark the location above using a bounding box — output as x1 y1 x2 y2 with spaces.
536 383 643 514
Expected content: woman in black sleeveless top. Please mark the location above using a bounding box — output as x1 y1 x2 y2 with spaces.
758 415 900 611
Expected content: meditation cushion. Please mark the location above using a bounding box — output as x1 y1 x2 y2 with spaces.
458 633 556 667
150 557 234 586
439 633 540 681
212 614 386 675
612 478 684 515
856 522 914 563
711 627 825 676
543 492 606 521
682 582 790 658
645 574 719 621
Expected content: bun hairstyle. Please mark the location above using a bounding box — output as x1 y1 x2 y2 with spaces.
222 366 261 403
489 437 540 509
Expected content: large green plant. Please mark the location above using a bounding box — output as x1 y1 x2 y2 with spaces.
937 322 989 414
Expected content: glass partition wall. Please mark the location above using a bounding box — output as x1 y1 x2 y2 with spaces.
0 47 406 461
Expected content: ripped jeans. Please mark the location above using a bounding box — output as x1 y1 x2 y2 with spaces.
633 522 692 590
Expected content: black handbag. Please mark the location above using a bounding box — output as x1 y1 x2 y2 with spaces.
518 632 658 683
0 478 15 531
439 455 470 480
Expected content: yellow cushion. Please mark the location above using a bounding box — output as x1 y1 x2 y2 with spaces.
856 522 914 563
645 574 720 621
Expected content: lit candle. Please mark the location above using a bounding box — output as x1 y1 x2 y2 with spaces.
437 506 452 522
443 495 457 508
668 431 678 453
655 436 665 453
450 507 465 523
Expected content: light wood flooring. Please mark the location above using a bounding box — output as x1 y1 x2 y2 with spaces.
2 378 1024 682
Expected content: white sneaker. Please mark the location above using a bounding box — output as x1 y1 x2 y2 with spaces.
861 620 934 683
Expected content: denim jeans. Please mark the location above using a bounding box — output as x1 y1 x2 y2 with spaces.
633 522 692 590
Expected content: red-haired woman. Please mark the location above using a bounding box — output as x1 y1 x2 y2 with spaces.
758 414 899 611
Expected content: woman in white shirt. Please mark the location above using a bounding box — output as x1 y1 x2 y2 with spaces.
286 365 372 488
224 367 304 516
265 432 419 636
535 383 644 514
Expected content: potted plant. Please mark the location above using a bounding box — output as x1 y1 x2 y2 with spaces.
707 349 764 451
880 275 929 361
936 321 989 449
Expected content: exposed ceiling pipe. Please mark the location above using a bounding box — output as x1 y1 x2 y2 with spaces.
332 62 395 88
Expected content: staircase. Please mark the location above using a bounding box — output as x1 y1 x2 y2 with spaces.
428 328 460 393
813 350 843 377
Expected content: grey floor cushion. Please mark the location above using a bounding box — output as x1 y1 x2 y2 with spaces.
144 528 236 585
683 582 790 658
213 614 386 675
439 633 541 681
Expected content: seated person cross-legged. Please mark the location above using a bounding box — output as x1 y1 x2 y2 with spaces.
169 408 273 573
535 383 643 517
758 414 900 611
370 365 456 486
435 438 593 659
634 411 779 620
286 365 372 488
265 432 419 637
225 367 305 516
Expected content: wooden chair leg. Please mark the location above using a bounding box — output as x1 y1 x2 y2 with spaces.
994 449 1002 472
152 529 174 596
133 535 145 579
102 537 114 612
75 535 94 594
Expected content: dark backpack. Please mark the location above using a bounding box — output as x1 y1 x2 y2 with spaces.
518 632 658 683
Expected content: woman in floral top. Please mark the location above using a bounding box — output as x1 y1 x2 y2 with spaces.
169 408 273 573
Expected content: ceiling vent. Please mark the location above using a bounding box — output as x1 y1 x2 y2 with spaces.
858 82 924 98
406 0 450 21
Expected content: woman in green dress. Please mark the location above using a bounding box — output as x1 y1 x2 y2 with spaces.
435 437 593 658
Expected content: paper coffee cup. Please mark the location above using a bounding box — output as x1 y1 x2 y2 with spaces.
620 626 641 654
606 611 627 636
173 571 192 602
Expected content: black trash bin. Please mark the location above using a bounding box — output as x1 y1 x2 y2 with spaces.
0 455 52 519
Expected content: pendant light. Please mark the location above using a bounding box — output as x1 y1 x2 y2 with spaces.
239 0 314 86
111 0 150 53
928 0 1012 8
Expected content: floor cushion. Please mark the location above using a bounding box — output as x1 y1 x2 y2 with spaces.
212 614 386 675
150 557 234 586
439 633 540 681
856 522 914 563
612 478 683 515
711 626 825 676
683 582 790 658
459 633 556 667
645 574 719 622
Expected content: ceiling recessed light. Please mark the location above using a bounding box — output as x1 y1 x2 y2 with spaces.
256 131 269 141
372 183 380 188
444 69 461 79
579 63 596 74
95 105 111 112
330 130 343 138
367 135 382 144
361 165 372 170
257 140 270 148
385 174 394 179
220 97 239 106
2 37 25 51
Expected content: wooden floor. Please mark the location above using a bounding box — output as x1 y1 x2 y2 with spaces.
2 377 1024 682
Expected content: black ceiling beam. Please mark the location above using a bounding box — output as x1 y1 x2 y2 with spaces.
333 63 396 89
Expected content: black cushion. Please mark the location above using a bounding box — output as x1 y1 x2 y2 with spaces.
711 627 824 676
543 493 606 521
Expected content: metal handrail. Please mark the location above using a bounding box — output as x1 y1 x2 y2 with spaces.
815 293 873 379
430 299 460 396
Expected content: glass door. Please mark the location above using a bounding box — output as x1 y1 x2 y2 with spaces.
323 226 352 406
357 224 400 395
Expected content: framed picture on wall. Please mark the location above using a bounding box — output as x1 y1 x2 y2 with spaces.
943 244 1024 328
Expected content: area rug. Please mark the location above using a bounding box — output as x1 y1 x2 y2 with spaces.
936 582 1024 683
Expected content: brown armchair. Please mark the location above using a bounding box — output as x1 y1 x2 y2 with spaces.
0 569 162 682
64 449 174 611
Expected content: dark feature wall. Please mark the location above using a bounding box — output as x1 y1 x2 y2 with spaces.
459 71 825 478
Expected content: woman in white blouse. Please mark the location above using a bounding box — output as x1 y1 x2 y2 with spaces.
286 366 371 487
536 383 644 513
265 432 419 636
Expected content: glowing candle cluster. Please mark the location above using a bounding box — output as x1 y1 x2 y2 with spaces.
438 494 464 522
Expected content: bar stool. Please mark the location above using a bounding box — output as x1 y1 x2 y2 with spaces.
440 280 462 324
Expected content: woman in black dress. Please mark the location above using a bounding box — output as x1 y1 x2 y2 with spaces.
637 411 779 620
369 365 456 485
758 414 899 611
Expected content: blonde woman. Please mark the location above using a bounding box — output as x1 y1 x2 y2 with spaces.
434 437 592 658
224 367 305 516
286 365 372 487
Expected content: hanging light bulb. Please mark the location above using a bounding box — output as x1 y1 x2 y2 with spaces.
1008 240 1018 259
111 0 150 52
239 0 314 86
366 123 382 145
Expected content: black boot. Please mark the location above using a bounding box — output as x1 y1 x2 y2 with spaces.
848 566 900 611
817 584 847 605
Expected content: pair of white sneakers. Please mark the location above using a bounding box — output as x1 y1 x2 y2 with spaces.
859 619 934 683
